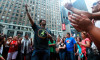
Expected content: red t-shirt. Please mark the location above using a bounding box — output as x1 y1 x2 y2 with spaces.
81 38 90 54
8 40 18 52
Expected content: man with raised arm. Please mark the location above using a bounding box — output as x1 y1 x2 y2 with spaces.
25 4 53 60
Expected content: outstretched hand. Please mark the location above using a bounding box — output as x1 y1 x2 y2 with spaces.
68 13 94 32
68 12 82 32
65 3 73 10
25 4 28 12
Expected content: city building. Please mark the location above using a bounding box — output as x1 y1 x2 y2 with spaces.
0 0 62 38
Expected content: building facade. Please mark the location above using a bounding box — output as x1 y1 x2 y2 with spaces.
0 0 62 38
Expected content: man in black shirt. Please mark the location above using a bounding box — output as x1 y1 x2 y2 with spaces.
25 4 53 60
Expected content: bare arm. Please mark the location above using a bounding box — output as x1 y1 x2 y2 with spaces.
47 33 53 43
88 25 100 50
59 44 66 49
65 3 100 20
49 44 56 47
79 41 91 48
74 44 76 53
25 4 34 26
70 7 100 20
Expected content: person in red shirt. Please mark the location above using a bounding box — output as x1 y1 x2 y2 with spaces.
77 32 91 60
7 36 19 60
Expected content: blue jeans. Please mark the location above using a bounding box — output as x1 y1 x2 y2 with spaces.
59 51 66 60
31 49 50 60
66 51 75 60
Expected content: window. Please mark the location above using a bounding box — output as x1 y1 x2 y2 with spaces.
13 26 15 29
17 10 19 13
9 9 11 11
5 20 8 23
32 7 34 10
2 16 5 18
9 25 11 29
13 9 16 12
16 14 18 16
0 6 3 9
0 10 2 13
18 27 20 29
15 17 17 20
20 15 23 17
31 13 33 16
5 8 7 10
0 19 3 22
21 12 23 14
14 6 17 8
19 22 21 25
6 4 8 7
11 17 15 20
13 22 16 24
7 17 9 19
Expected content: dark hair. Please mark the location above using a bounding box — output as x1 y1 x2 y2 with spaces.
25 34 28 36
77 37 81 42
67 32 70 36
39 19 46 24
81 31 88 38
62 37 66 42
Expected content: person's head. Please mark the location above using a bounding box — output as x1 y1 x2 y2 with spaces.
66 33 70 38
39 19 46 27
13 36 18 40
63 37 66 41
57 35 61 42
8 36 12 40
92 1 100 13
17 34 20 38
25 34 28 39
61 39 64 43
76 37 81 42
62 37 66 42
81 31 88 39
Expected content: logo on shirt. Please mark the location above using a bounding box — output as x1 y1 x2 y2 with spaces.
38 29 47 39
66 40 70 43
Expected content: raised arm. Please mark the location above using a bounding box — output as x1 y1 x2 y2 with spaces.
47 34 53 43
65 3 100 20
25 4 34 26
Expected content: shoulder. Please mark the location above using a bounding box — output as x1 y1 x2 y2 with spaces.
85 38 90 42
21 38 25 42
70 37 75 40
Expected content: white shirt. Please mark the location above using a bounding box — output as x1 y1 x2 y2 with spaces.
95 20 100 28
0 45 3 54
21 38 31 54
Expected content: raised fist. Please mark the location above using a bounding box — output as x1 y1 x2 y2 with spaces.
25 4 28 12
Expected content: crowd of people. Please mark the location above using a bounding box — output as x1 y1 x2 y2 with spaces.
0 0 100 60
0 32 100 60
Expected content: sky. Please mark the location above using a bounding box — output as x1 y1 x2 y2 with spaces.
61 0 97 13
